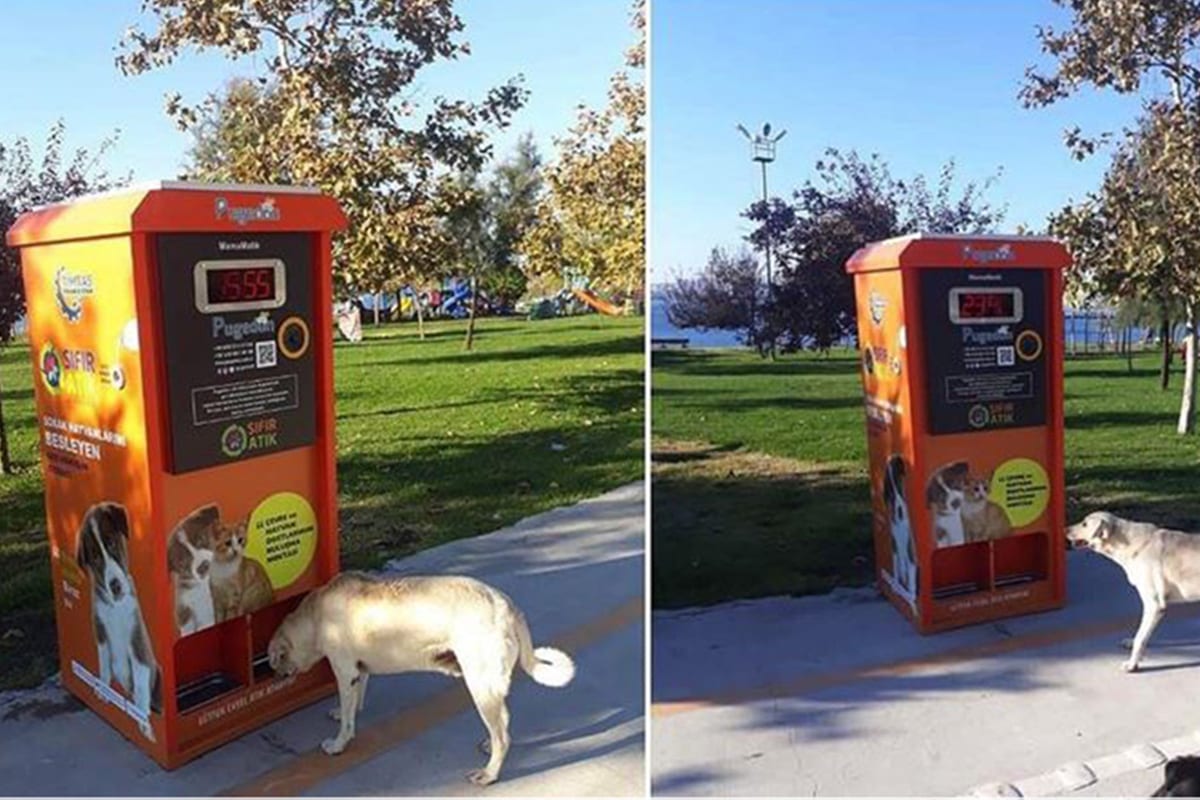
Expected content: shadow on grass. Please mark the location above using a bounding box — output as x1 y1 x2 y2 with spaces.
1065 410 1177 430
337 418 641 570
651 443 872 610
1067 463 1200 528
358 333 643 370
652 387 861 412
652 350 858 378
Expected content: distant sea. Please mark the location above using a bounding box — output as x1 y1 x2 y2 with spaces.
651 294 1158 351
650 297 743 348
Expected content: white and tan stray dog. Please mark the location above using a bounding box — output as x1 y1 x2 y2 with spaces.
1067 511 1200 672
268 571 576 785
76 502 161 741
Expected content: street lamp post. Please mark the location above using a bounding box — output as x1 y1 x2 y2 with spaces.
737 122 786 357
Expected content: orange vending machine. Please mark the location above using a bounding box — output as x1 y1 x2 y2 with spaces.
845 234 1070 634
7 182 346 767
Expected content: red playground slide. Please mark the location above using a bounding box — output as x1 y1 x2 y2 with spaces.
572 287 622 316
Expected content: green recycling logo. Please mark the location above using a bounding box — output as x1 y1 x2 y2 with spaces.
220 423 249 458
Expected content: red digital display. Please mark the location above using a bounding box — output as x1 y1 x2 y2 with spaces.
205 265 277 306
956 291 1015 320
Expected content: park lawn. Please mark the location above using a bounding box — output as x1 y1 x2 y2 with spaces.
651 347 1200 609
0 315 644 689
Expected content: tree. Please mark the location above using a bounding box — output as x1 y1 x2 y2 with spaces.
744 149 1004 353
660 248 762 350
125 0 528 338
484 133 543 309
443 169 490 351
1023 0 1200 432
0 122 126 474
522 0 645 300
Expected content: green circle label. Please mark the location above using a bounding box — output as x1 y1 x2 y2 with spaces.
989 458 1050 528
246 492 317 589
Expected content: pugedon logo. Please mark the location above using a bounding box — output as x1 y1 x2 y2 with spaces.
962 244 1016 264
215 197 280 226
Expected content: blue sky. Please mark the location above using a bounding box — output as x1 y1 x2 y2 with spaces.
651 0 1161 281
0 1 630 182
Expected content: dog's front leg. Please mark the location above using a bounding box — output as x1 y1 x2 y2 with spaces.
96 637 112 688
321 664 359 755
131 660 156 742
1125 601 1166 672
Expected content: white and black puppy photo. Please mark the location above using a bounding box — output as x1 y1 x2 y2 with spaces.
1067 510 1200 672
925 460 969 548
267 571 576 786
76 501 161 741
167 504 219 636
883 454 918 602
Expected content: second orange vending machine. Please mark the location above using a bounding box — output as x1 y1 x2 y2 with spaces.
845 234 1071 634
7 182 346 767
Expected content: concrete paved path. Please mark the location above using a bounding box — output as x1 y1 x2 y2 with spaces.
0 482 645 797
652 548 1200 797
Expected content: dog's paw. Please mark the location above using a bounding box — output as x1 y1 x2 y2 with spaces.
477 737 491 755
1120 637 1134 650
327 706 342 722
321 737 348 756
1122 660 1140 673
467 768 498 786
139 722 156 743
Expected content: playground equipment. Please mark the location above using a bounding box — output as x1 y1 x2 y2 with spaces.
441 281 473 318
7 182 346 767
572 287 622 316
845 234 1070 634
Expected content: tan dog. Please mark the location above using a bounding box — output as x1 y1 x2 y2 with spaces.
1067 511 1200 672
268 571 575 785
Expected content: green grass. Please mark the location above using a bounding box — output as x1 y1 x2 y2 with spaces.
651 347 1200 609
0 315 644 689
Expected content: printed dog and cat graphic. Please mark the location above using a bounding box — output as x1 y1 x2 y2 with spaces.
882 455 1029 606
74 499 274 742
168 504 274 635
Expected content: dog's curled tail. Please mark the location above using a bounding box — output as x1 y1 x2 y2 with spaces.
527 646 576 687
513 607 575 687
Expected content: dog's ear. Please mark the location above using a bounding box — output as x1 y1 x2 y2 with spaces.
76 508 99 571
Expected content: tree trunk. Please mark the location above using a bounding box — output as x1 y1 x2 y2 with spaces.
0 367 10 476
1125 327 1133 373
1178 301 1197 435
373 292 380 326
1161 313 1172 390
464 275 479 351
413 290 426 340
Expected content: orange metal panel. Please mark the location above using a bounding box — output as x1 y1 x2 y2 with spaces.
10 183 346 768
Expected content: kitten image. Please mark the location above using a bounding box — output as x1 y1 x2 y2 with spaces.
210 519 274 622
962 473 1012 542
168 505 218 635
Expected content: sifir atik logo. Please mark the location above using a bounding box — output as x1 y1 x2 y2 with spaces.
221 418 279 459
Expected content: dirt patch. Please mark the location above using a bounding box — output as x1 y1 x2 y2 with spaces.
1 692 83 721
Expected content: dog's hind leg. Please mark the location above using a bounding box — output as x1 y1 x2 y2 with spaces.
460 653 513 785
321 663 360 755
1125 600 1166 672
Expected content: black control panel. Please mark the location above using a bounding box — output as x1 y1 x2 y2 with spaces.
919 268 1048 435
156 233 316 473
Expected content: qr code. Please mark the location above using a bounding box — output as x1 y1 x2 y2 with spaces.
255 340 277 368
996 346 1015 367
